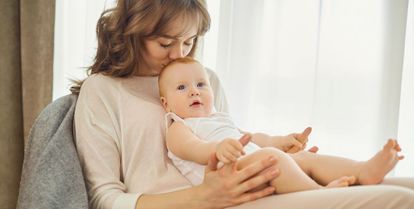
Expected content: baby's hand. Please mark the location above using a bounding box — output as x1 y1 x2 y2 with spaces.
216 139 245 163
271 127 312 153
271 135 303 152
286 127 312 153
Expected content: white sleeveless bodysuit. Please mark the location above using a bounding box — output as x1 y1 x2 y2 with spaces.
166 112 261 185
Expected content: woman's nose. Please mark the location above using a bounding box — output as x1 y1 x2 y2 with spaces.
169 44 184 60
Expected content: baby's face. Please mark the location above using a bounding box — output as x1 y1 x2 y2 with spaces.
160 62 214 118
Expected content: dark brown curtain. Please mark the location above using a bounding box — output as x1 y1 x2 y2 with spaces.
0 0 55 208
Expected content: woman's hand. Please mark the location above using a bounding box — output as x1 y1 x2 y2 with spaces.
195 134 280 209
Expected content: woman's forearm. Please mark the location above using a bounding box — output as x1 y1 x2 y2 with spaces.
136 152 279 209
136 185 210 209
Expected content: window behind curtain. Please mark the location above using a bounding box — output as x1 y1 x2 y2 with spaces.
202 0 413 176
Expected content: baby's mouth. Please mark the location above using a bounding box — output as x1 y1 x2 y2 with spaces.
190 101 202 107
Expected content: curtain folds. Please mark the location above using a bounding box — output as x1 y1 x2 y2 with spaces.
20 0 56 141
0 0 55 208
206 0 413 176
397 0 414 176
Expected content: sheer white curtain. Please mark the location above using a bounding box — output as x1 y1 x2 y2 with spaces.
53 0 116 99
202 0 413 176
397 0 414 176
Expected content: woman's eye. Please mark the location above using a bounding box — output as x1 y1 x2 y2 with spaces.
160 43 171 48
184 39 195 46
177 85 185 90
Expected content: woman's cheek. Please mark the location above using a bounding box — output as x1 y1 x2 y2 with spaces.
183 46 192 56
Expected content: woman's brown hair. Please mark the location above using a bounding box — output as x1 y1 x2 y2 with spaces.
71 0 210 94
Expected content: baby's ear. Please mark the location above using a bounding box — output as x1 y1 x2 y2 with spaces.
160 97 169 111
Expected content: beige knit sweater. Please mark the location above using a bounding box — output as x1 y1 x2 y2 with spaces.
74 70 228 209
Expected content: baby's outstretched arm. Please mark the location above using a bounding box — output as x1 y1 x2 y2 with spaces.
166 121 220 165
249 128 309 152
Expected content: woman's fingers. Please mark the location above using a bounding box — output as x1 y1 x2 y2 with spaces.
307 146 319 153
234 156 278 188
286 146 301 153
302 127 312 137
237 167 279 193
203 154 279 208
294 127 312 143
206 153 219 172
292 140 303 149
238 134 252 146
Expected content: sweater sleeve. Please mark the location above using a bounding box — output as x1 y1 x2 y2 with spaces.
74 75 141 209
205 68 229 113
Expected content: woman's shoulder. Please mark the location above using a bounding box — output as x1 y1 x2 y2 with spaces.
83 73 118 88
81 73 123 94
78 73 122 104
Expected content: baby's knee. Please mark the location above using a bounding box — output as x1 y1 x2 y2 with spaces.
253 147 291 161
290 150 315 163
238 147 298 171
238 147 289 171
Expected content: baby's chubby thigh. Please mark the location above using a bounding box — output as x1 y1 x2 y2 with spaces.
236 148 283 191
237 148 298 191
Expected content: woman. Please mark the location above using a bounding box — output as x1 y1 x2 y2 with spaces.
74 0 414 209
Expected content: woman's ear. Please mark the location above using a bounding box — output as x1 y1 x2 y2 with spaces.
160 97 169 111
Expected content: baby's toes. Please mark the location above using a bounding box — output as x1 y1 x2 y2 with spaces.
346 176 356 185
383 139 396 151
395 142 402 152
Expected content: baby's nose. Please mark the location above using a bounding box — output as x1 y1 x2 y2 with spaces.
190 89 200 96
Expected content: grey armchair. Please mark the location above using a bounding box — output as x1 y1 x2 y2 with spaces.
16 94 89 209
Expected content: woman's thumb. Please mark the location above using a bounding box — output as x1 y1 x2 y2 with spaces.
206 153 219 172
239 134 252 146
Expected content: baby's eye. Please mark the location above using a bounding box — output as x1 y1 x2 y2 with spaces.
177 85 185 90
197 82 205 88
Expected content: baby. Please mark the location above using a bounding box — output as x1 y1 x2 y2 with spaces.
158 57 404 194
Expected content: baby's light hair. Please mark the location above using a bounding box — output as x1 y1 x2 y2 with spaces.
158 57 202 97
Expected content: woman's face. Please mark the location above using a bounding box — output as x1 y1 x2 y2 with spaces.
139 20 198 76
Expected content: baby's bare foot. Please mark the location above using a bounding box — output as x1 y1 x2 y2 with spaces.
358 139 404 185
326 176 356 188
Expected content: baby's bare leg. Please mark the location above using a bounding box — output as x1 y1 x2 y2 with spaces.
291 139 403 186
237 148 353 194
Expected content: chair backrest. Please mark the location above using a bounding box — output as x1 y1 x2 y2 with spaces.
17 94 89 209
